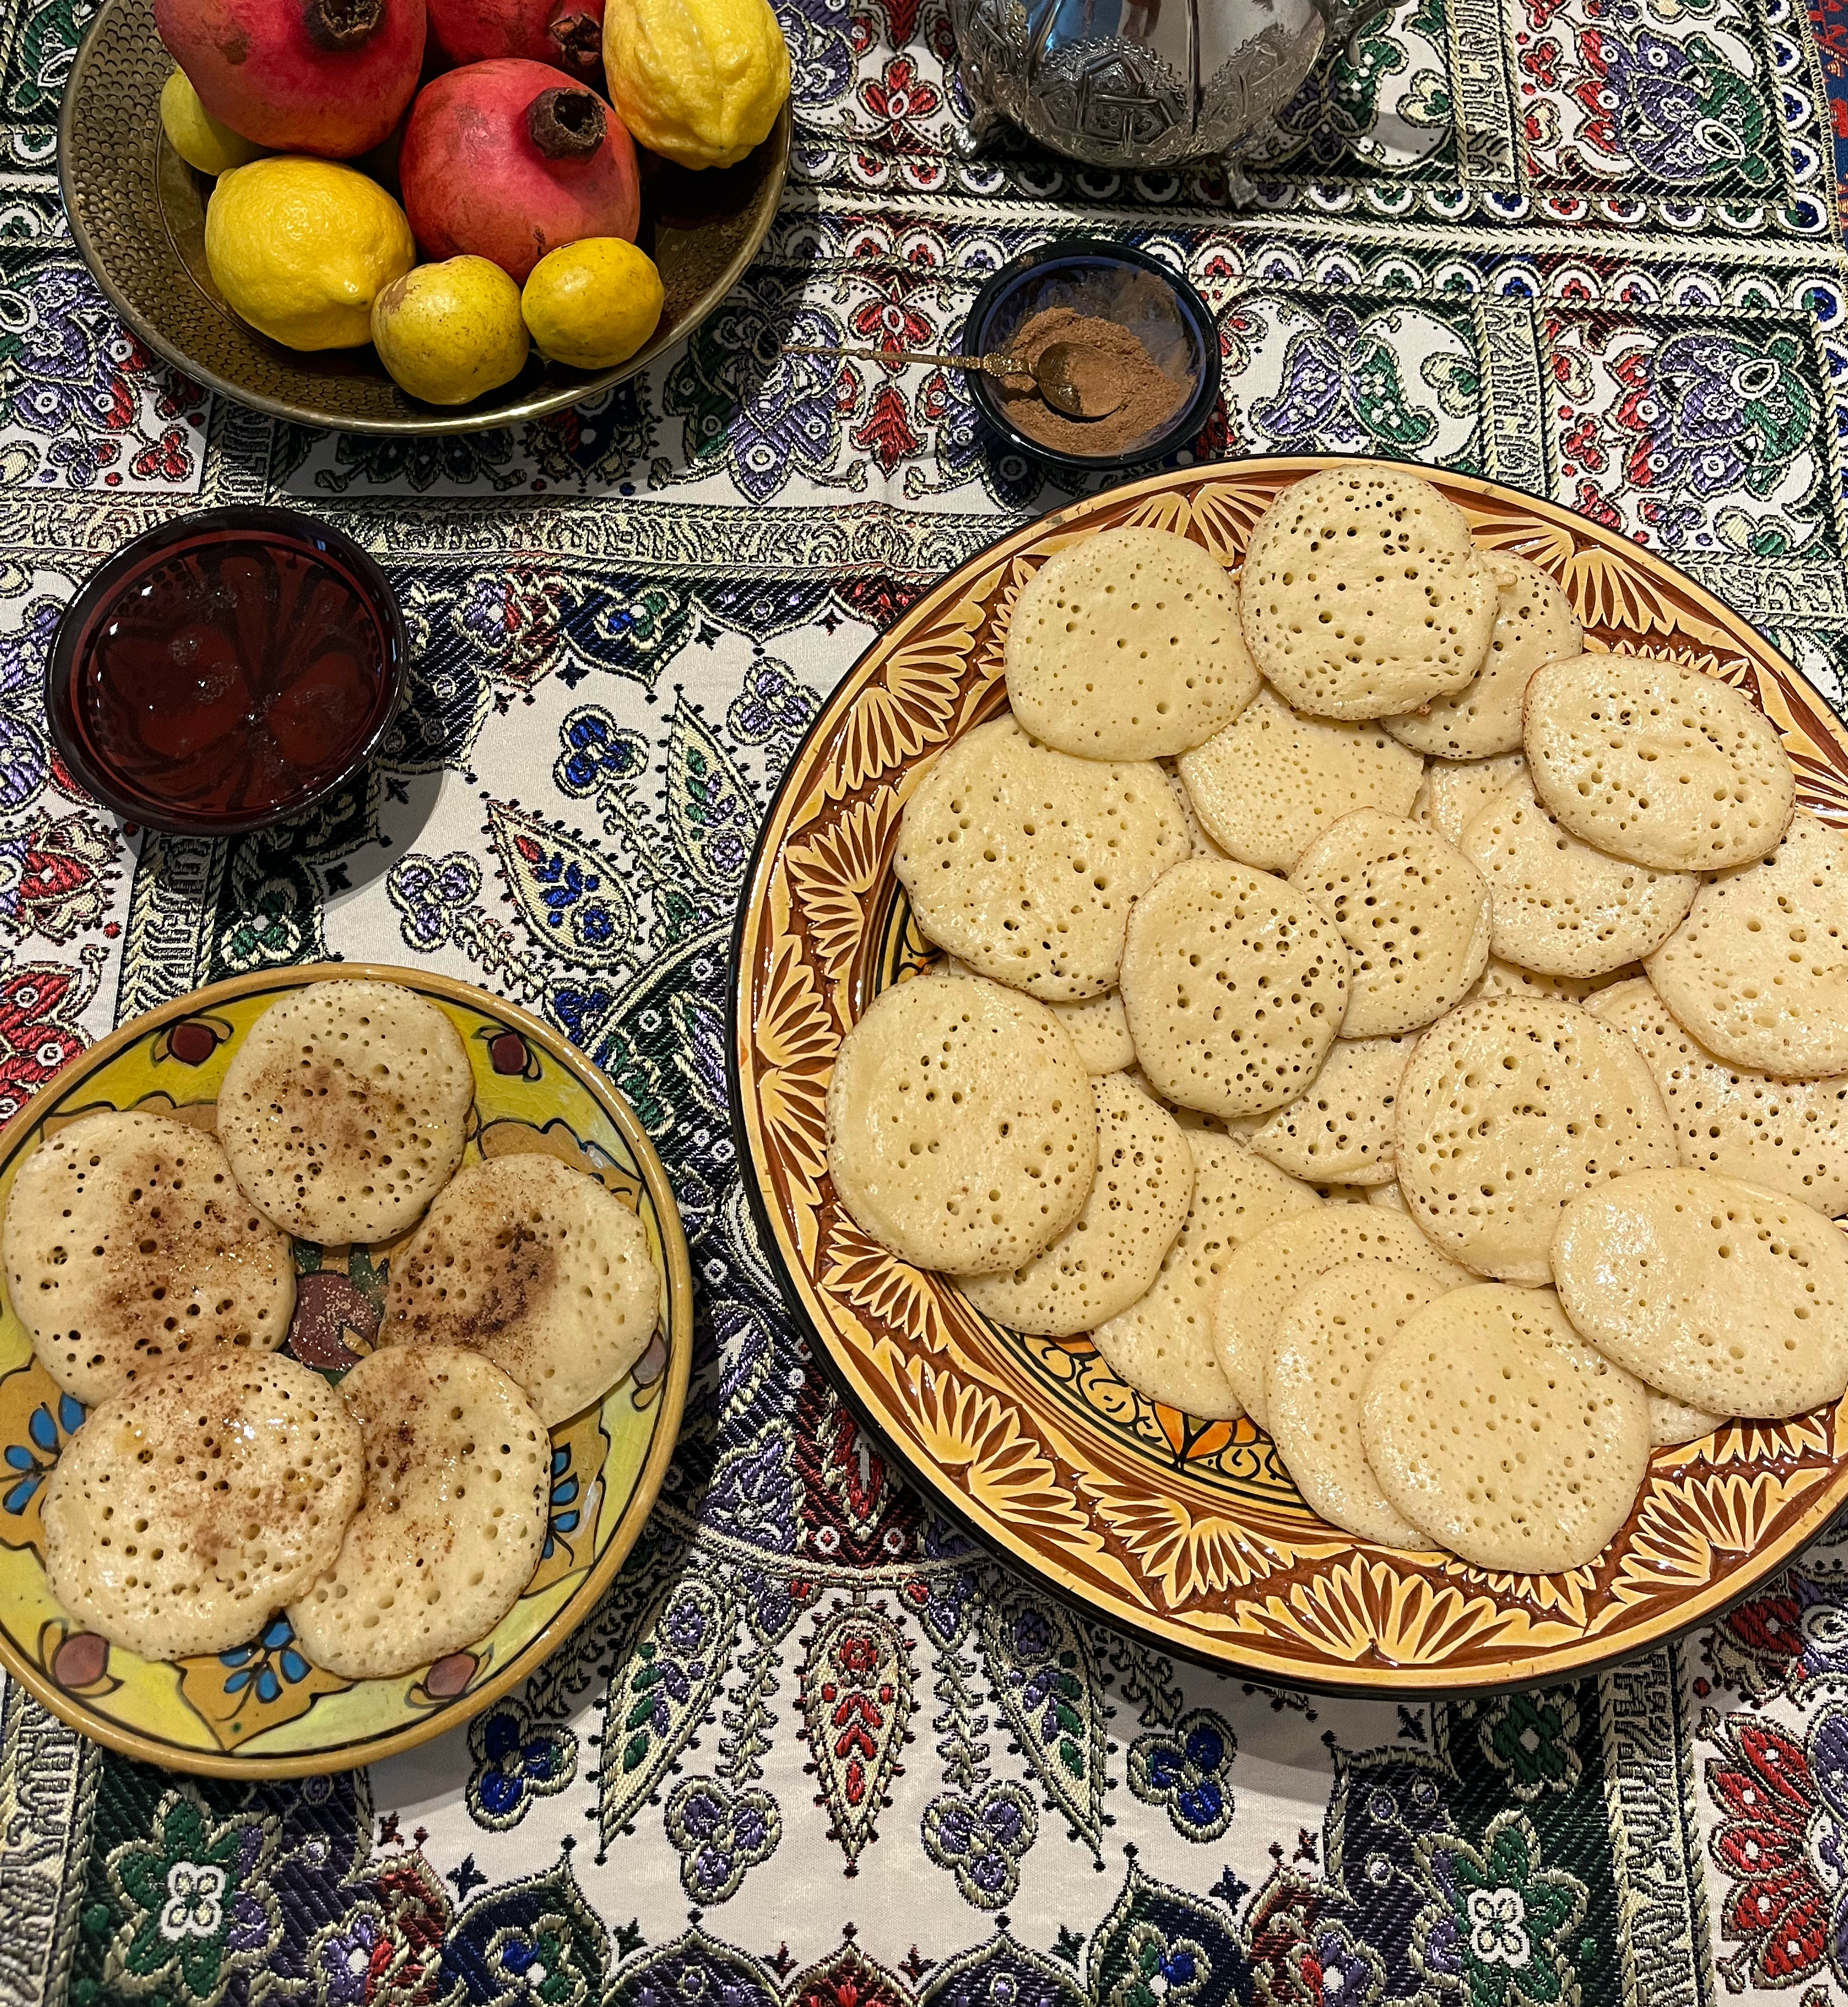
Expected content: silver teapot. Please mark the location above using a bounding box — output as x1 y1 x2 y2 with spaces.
949 0 1384 170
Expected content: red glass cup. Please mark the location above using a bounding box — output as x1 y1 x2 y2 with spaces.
47 506 408 836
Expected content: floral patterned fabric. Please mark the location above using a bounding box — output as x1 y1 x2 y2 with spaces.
9 0 1848 1998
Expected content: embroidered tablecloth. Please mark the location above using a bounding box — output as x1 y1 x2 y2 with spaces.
7 0 1848 1999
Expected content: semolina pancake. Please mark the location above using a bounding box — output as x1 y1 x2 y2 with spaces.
1384 551 1583 760
1413 751 1528 847
1239 466 1497 719
825 975 1096 1275
961 1071 1194 1337
1176 689 1424 874
381 1152 661 1426
1587 979 1848 1216
1649 1390 1724 1446
1091 1133 1318 1418
1003 527 1261 759
1361 1284 1648 1573
286 1345 549 1680
1118 858 1351 1120
893 717 1190 1001
1368 1181 1409 1210
1249 1035 1416 1187
1648 813 1848 1079
1267 1260 1441 1546
1468 955 1640 1006
941 957 1134 1074
215 981 473 1244
1460 771 1697 978
1290 811 1491 1036
1212 1205 1470 1429
1549 1168 1848 1418
42 1351 362 1661
1164 762 1231 860
1394 997 1678 1283
4 1109 295 1404
1524 652 1795 871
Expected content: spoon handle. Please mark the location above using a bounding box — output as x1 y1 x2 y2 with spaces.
780 342 1022 377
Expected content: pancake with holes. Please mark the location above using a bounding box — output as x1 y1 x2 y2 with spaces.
215 981 474 1244
1003 527 1261 760
961 1071 1194 1337
1413 751 1527 847
1212 1204 1470 1429
826 974 1096 1275
1267 1260 1441 1546
1524 652 1795 871
1468 955 1640 1006
42 1350 362 1660
1549 1168 1848 1418
1587 979 1848 1217
1120 857 1353 1120
1384 551 1583 760
382 1151 661 1425
1090 1132 1318 1418
893 716 1190 1000
3 1109 295 1404
1290 811 1491 1036
1164 763 1230 860
1239 466 1497 720
941 957 1134 1074
1648 812 1848 1079
1460 770 1697 979
287 1344 549 1680
1249 1034 1416 1187
1361 1283 1648 1573
1175 688 1425 874
1649 1391 1724 1446
1394 996 1678 1284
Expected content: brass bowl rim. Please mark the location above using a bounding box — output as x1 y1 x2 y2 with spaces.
56 1 792 438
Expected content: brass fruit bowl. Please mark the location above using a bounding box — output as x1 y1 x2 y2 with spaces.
58 0 790 437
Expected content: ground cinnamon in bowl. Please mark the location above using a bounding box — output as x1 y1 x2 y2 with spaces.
996 305 1193 457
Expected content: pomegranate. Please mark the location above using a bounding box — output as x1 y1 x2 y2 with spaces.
399 59 639 282
153 0 426 156
426 0 603 79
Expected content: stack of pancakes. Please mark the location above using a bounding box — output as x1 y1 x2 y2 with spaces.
2 978 663 1676
827 468 1848 1577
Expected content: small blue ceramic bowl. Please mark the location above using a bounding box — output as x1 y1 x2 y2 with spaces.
961 239 1221 474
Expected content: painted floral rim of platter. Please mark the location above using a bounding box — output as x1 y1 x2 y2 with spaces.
0 961 693 1776
733 454 1848 1693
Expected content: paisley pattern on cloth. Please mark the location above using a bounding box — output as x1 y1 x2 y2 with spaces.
8 0 1848 1994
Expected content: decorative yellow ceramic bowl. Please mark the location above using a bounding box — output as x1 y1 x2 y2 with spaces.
733 456 1848 1695
0 963 691 1775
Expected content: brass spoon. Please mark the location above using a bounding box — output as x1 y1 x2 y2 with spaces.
779 340 1126 420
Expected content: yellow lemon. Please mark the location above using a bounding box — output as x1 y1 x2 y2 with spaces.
372 256 530 405
602 0 790 170
205 157 414 351
522 239 665 370
160 70 262 177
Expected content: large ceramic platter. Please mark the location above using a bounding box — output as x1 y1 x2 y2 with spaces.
732 455 1848 1695
0 963 692 1775
58 0 789 435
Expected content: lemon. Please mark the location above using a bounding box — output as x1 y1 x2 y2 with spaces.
205 157 415 351
160 70 262 177
372 256 530 405
522 239 665 371
602 0 790 170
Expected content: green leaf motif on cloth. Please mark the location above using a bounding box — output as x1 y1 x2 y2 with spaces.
104 1792 279 2005
1418 1811 1587 2007
980 1590 1109 1852
599 1577 736 1842
1467 1691 1583 1803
